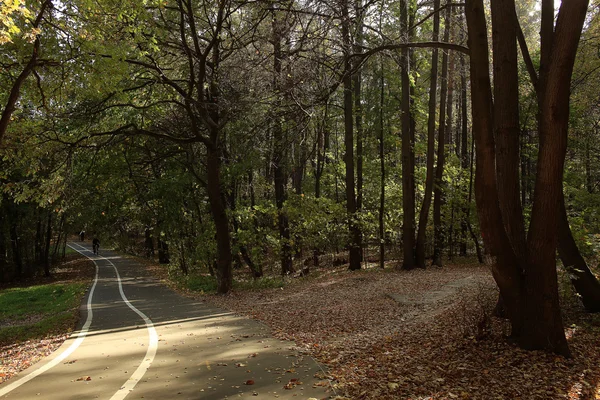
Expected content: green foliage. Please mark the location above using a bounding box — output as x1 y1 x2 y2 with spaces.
286 194 347 252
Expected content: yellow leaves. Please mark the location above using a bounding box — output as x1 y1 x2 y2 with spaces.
0 0 35 44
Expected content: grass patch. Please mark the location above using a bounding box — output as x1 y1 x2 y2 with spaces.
0 313 79 346
185 275 218 293
0 282 89 346
63 246 78 255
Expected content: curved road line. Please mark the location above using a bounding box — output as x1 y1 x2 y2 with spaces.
0 244 158 400
69 244 159 399
102 255 158 400
0 246 99 397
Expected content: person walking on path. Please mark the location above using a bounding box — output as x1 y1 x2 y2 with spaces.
79 231 85 241
92 238 100 255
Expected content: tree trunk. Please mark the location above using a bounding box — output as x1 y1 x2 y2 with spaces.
490 0 527 260
432 1 452 267
354 0 364 261
416 0 441 269
465 0 524 339
459 48 469 257
521 0 588 357
379 53 386 269
445 42 455 259
466 138 483 263
206 146 233 294
272 10 294 275
467 0 587 356
342 0 361 271
400 0 415 270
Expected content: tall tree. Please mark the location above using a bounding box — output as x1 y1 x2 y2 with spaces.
415 0 441 269
432 1 452 267
400 0 416 270
272 6 294 275
466 0 589 356
341 0 362 270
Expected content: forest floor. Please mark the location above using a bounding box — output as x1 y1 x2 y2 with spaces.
199 259 600 400
2 254 600 399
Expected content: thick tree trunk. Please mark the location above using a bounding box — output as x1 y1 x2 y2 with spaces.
400 0 415 270
416 0 440 269
468 0 587 356
466 0 524 336
520 0 588 357
206 146 233 294
490 0 527 259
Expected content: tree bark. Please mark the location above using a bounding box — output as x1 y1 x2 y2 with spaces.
467 0 587 356
432 1 452 267
465 0 524 337
490 0 527 259
379 53 386 269
522 0 588 356
416 0 441 269
400 0 416 270
206 146 233 293
272 10 294 275
459 47 469 257
342 0 362 271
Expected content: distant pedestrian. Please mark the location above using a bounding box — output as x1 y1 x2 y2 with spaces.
80 231 85 241
92 238 100 255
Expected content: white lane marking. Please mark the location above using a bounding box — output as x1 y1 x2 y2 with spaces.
104 255 158 400
0 243 99 397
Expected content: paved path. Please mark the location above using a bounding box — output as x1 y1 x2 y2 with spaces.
0 243 334 400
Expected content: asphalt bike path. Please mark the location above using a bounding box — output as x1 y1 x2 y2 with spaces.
0 243 334 400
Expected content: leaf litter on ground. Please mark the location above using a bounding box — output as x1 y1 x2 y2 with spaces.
203 260 600 400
